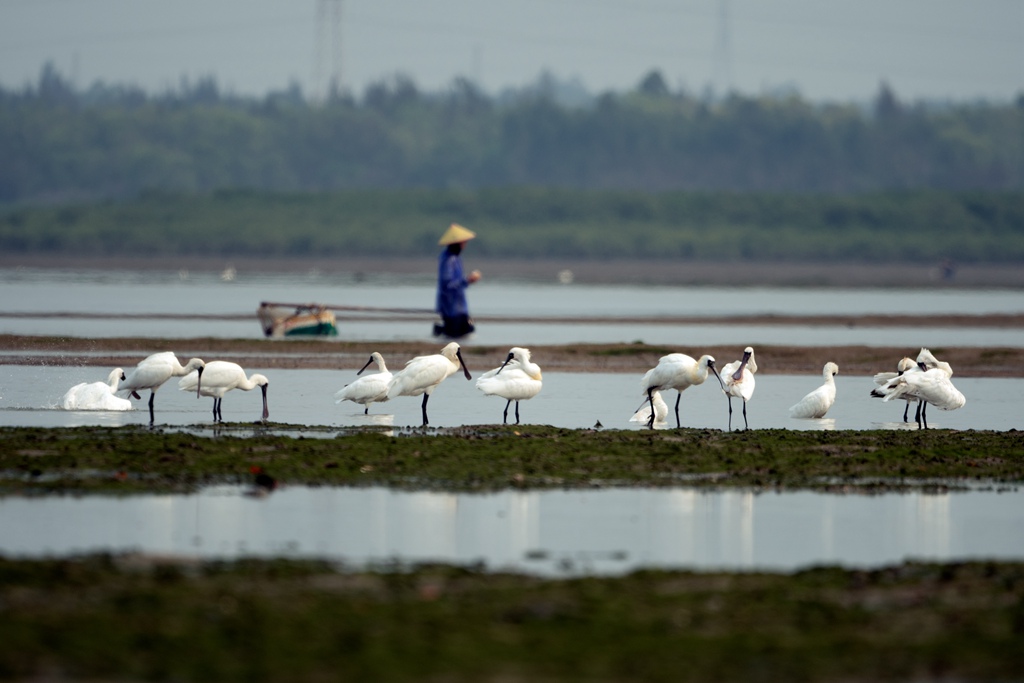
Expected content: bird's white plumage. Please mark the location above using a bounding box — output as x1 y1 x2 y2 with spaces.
122 353 206 395
388 342 466 399
720 346 757 430
789 362 839 419
386 342 471 425
120 352 206 423
476 347 543 423
335 352 392 413
179 360 269 422
178 361 267 398
720 347 757 402
60 368 132 411
639 353 723 428
872 368 966 411
630 390 668 426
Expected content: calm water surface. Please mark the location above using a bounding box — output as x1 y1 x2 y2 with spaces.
1 485 1021 576
1 366 1019 431
2 267 1023 346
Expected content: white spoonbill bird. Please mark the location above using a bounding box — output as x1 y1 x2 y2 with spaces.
60 368 133 411
386 342 472 426
789 362 839 419
630 390 668 427
335 352 392 414
720 347 757 431
121 352 205 424
871 361 964 429
873 357 918 422
178 360 269 423
476 347 543 424
639 353 725 429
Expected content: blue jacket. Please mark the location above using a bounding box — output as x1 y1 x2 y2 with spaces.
436 249 469 318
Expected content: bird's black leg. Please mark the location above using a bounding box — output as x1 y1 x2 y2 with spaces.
421 394 430 426
211 399 218 422
646 388 656 429
514 401 521 425
903 402 910 422
148 392 156 425
727 396 733 431
921 402 929 429
674 392 682 429
915 402 923 429
502 400 510 424
363 406 369 415
742 402 749 431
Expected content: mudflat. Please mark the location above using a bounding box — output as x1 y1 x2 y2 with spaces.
2 334 1022 377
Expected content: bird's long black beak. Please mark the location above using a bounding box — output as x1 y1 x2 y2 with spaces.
496 351 514 375
357 356 374 375
456 349 472 380
709 360 727 390
733 351 751 381
195 366 204 398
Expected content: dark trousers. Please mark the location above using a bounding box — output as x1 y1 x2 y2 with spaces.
433 315 475 338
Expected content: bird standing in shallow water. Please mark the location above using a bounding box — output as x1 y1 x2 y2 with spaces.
630 389 668 427
386 342 471 426
789 362 839 419
121 352 205 425
873 357 918 422
178 360 268 423
639 353 725 429
476 347 543 425
871 351 964 429
720 347 757 431
335 352 392 414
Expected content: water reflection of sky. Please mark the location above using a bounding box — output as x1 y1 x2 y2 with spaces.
1 485 1021 576
1 367 1020 431
1 269 1023 346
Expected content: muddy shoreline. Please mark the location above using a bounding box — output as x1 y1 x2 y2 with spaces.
2 334 1022 377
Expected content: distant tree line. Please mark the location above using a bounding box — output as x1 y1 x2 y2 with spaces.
2 64 1023 205
2 188 1022 264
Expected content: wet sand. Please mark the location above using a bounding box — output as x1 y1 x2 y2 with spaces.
2 334 1022 377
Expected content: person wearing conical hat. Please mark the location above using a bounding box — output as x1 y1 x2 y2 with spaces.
434 223 481 338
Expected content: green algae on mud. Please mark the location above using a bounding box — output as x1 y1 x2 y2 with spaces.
0 554 1022 682
2 425 1022 493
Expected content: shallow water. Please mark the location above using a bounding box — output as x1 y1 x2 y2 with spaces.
1 484 1021 576
2 267 1023 347
1 365 1019 431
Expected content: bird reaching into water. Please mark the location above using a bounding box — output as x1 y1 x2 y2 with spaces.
335 352 392 414
789 362 839 419
720 347 757 431
639 353 725 429
121 352 205 425
60 368 133 411
178 360 268 423
476 347 543 425
386 342 472 426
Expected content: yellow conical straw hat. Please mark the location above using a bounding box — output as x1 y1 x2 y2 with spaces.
438 223 476 246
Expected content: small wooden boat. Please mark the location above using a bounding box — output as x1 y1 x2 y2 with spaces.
257 302 338 338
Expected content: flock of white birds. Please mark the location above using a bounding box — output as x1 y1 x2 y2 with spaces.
59 343 965 430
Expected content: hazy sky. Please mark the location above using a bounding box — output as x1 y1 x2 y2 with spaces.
1 0 1021 102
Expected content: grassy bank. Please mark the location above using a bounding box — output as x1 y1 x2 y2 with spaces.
1 555 1022 682
3 426 1023 494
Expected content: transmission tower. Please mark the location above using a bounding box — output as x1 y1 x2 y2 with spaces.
314 0 344 101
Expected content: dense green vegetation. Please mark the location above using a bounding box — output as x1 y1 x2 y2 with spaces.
3 426 1022 494
3 66 1023 205
2 555 1022 681
2 187 1023 262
